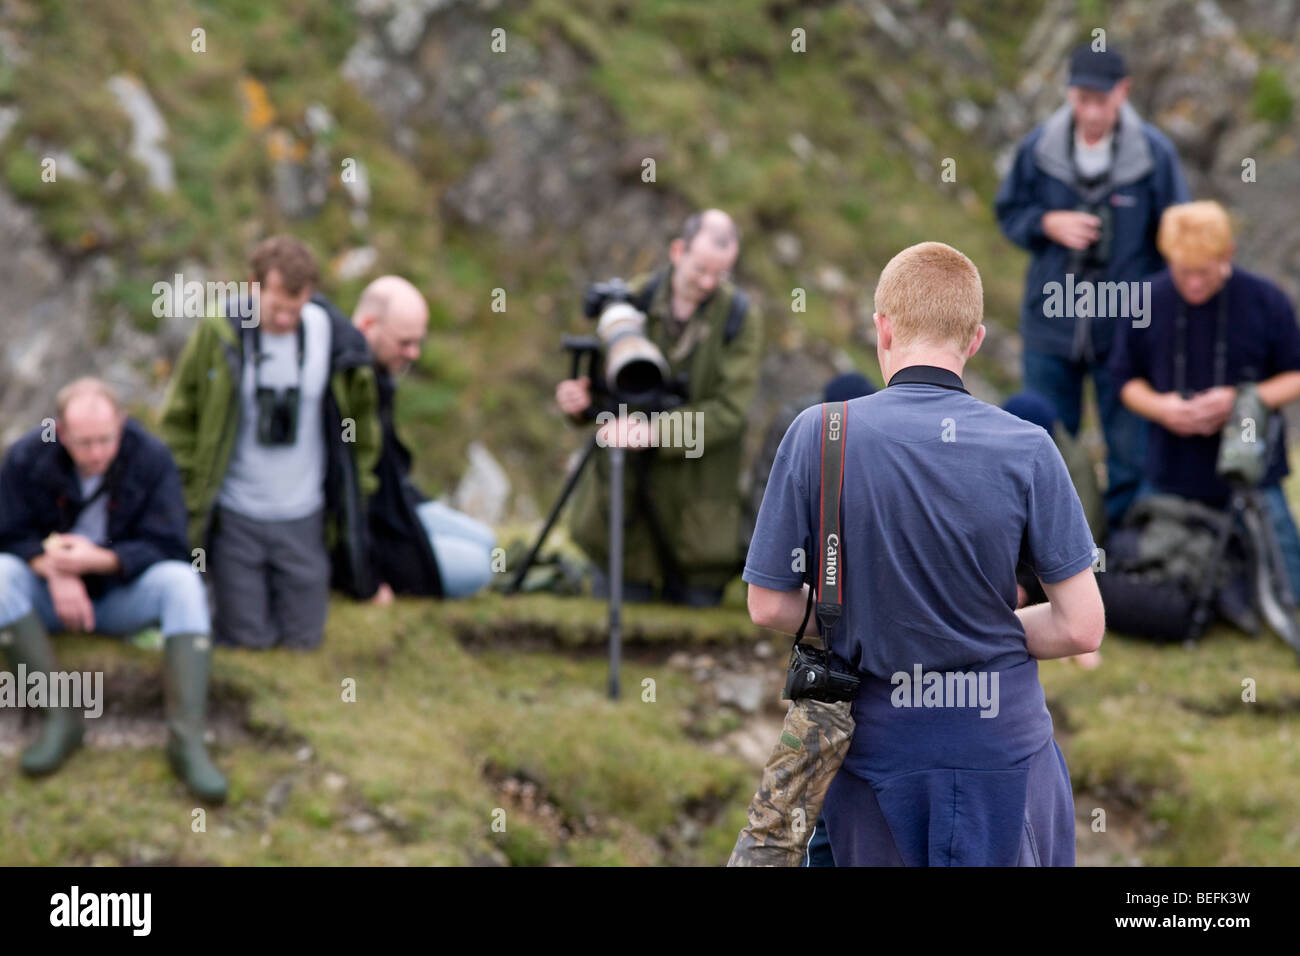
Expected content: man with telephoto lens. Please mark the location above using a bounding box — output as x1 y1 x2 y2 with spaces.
995 44 1189 531
743 242 1104 866
160 236 380 649
556 209 763 607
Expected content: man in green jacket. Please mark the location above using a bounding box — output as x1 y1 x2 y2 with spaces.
158 236 380 648
556 210 763 606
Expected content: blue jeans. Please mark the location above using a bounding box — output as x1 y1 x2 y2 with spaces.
1023 350 1147 530
0 553 210 636
1260 484 1300 602
416 501 496 598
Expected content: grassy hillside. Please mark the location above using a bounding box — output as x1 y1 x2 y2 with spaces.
0 0 1052 511
4 590 1300 866
4 0 1300 866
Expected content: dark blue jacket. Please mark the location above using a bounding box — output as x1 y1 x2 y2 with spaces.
0 418 191 596
995 102 1190 361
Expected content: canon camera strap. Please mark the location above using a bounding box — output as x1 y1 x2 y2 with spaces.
795 401 846 648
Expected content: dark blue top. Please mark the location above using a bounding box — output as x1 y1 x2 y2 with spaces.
743 365 1098 680
745 366 1096 864
1108 267 1300 506
994 103 1189 360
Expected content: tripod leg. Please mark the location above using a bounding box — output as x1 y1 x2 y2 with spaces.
608 446 624 700
507 433 600 594
1241 491 1300 656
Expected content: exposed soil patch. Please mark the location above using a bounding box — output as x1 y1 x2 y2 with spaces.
0 662 269 756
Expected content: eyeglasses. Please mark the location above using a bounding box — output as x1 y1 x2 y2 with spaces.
62 434 118 451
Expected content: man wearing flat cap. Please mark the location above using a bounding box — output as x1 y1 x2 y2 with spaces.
995 44 1190 532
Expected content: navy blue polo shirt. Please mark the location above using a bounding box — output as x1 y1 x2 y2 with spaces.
1108 267 1300 506
743 365 1097 680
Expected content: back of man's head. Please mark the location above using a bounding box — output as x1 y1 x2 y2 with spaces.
823 371 877 403
1003 390 1058 434
873 241 983 352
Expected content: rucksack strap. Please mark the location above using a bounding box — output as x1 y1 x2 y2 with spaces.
723 288 749 344
795 401 846 645
633 268 666 313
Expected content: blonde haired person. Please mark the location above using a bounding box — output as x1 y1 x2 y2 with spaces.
1111 200 1300 599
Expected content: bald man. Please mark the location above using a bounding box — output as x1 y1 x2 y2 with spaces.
353 276 496 601
0 378 226 801
558 209 763 606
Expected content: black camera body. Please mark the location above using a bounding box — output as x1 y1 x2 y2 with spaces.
583 277 637 319
783 641 861 703
255 384 300 445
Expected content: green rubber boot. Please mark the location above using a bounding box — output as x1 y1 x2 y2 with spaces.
0 612 84 775
162 633 228 803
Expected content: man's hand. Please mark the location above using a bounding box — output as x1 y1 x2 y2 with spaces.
371 581 395 606
44 533 119 577
1192 386 1236 433
556 376 592 417
48 573 95 632
1041 210 1102 251
596 416 653 450
1159 389 1234 437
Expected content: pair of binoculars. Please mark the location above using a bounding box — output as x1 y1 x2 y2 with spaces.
255 385 300 446
1069 201 1114 276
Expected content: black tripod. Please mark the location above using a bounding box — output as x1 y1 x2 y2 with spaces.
1188 485 1300 659
507 337 686 699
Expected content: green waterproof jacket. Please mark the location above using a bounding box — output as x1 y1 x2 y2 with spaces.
157 293 381 598
567 266 763 591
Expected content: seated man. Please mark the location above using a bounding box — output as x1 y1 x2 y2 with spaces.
351 275 496 602
1110 200 1300 600
0 378 227 801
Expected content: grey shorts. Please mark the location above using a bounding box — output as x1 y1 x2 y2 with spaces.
208 506 330 650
